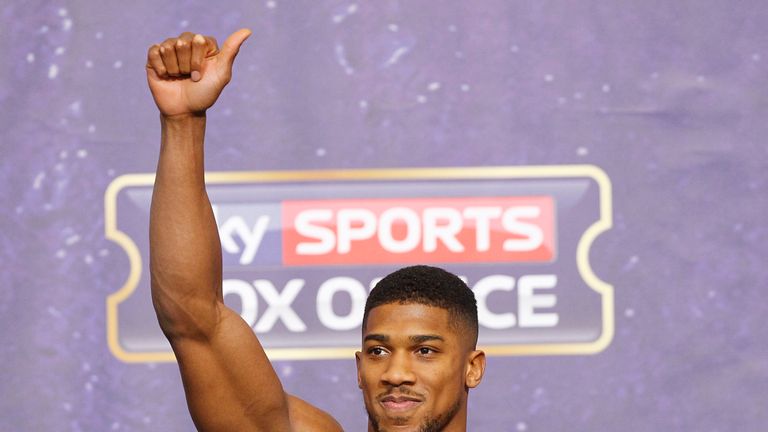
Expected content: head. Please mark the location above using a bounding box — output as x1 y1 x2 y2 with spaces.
356 266 486 432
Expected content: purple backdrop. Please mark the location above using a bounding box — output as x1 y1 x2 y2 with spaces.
2 0 767 430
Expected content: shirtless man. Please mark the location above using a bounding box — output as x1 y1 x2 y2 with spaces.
146 29 486 432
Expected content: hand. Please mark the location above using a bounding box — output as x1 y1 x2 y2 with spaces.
146 29 251 116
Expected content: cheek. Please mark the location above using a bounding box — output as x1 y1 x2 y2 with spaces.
358 368 384 412
421 362 463 393
358 364 381 391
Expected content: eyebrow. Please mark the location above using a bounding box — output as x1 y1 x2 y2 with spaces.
363 334 445 344
410 334 444 344
364 334 389 343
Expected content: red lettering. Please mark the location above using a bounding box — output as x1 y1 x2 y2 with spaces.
282 197 554 266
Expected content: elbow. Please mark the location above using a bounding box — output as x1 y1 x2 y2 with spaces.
151 279 220 341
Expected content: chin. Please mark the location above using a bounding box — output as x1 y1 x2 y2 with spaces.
368 410 457 432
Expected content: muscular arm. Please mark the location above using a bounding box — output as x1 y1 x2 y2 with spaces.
151 112 293 431
147 30 342 432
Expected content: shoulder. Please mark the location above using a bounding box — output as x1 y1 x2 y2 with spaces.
287 394 344 432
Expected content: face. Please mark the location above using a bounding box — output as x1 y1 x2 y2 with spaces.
356 303 485 432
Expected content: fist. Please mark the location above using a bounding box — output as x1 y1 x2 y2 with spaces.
146 29 251 116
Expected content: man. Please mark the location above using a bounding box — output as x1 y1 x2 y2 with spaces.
146 29 486 431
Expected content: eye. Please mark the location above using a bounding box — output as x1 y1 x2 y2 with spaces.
417 347 435 356
368 347 388 357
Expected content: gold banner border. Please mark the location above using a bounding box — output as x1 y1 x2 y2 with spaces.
105 165 614 363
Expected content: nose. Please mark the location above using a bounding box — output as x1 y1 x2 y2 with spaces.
380 351 416 386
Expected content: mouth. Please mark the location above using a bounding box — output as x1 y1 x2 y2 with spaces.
379 394 423 413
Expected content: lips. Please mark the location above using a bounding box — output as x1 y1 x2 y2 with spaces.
380 394 422 412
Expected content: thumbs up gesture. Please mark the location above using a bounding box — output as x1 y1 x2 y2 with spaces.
146 29 251 116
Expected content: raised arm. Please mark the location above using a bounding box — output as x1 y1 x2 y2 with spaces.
146 30 341 432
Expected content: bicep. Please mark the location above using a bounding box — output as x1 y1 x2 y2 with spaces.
169 303 292 432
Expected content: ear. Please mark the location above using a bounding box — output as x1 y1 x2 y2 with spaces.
355 351 363 389
464 350 486 389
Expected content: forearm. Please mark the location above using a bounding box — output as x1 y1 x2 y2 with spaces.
150 113 223 338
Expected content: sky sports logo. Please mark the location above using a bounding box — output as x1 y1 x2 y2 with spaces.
106 166 613 362
225 196 555 266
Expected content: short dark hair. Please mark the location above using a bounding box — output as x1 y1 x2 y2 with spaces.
362 265 479 348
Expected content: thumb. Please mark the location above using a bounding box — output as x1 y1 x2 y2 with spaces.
219 28 252 68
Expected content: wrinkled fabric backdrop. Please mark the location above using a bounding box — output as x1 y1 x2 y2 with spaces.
1 1 766 431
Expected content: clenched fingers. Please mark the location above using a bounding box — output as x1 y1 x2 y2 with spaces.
175 32 195 75
146 43 166 78
146 33 219 81
190 35 218 81
159 38 180 77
